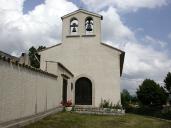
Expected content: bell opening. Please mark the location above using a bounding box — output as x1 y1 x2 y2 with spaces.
85 17 93 33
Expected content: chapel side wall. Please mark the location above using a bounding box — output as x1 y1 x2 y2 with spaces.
0 60 60 123
93 49 121 106
44 62 74 104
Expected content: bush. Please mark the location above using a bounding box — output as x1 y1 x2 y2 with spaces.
71 106 75 112
113 103 122 109
99 99 110 108
99 99 122 109
126 105 171 120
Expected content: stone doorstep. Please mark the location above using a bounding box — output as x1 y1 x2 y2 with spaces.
0 107 63 128
75 111 125 116
74 107 125 115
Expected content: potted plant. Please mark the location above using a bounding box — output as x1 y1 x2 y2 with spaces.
61 100 72 111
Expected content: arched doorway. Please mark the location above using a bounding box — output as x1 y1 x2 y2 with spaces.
75 77 92 105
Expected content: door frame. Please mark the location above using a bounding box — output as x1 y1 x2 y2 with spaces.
62 78 68 102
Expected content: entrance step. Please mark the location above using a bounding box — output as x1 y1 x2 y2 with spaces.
73 106 125 115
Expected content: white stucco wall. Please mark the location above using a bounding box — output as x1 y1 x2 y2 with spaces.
0 60 61 123
40 11 122 107
45 61 74 104
62 11 101 44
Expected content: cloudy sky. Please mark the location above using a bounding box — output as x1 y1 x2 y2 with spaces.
0 0 171 94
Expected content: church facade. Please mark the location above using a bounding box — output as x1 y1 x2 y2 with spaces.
39 9 125 107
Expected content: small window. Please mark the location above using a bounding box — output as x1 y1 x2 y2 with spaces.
85 17 93 35
70 18 78 35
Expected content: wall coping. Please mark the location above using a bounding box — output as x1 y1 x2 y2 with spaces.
0 55 58 79
45 61 74 77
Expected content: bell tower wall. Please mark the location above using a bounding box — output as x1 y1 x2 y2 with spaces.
62 11 102 44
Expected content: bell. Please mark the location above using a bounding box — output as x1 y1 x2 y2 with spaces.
71 23 78 33
72 27 76 32
86 20 93 31
86 24 92 31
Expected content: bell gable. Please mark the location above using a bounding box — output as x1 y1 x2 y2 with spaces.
61 9 103 43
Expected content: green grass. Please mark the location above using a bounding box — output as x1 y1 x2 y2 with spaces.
23 112 171 128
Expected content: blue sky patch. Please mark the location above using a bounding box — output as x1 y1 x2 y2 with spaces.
23 0 45 14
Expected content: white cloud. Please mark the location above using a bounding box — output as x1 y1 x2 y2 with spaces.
0 1 170 94
0 0 25 11
100 7 135 44
168 33 171 39
143 35 167 48
124 41 170 78
120 40 171 93
99 7 171 93
81 0 168 12
0 0 77 56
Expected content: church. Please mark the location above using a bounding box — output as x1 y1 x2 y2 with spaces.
39 9 125 107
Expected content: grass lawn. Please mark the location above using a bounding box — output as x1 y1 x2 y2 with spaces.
23 112 171 128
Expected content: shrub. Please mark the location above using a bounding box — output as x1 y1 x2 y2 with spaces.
112 103 122 109
99 99 122 109
71 106 75 112
99 99 110 108
126 105 171 120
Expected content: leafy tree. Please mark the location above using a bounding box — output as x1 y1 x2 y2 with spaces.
137 79 167 107
131 95 138 104
29 46 46 68
37 46 46 51
121 89 131 108
164 72 171 94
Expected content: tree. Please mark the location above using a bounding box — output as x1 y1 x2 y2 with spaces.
164 72 171 104
37 46 46 51
164 72 171 94
121 89 131 108
29 46 46 68
131 95 138 104
137 79 167 107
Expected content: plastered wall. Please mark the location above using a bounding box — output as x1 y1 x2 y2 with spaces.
0 60 60 123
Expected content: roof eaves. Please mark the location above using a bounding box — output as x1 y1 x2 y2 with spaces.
38 43 62 53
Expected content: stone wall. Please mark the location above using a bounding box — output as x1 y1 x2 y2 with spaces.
0 58 60 123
